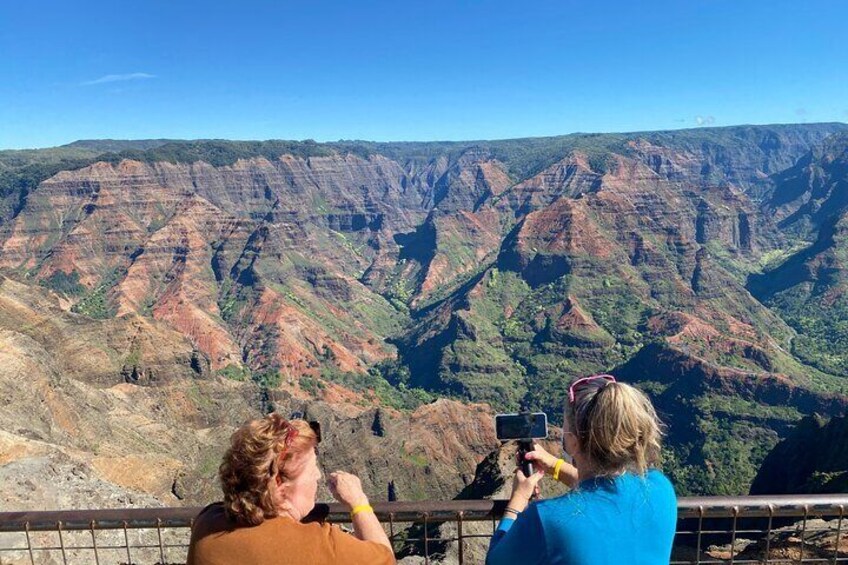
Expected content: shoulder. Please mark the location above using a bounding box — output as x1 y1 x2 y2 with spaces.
532 492 584 524
641 470 678 519
192 503 232 534
534 496 567 513
196 502 225 518
645 469 676 498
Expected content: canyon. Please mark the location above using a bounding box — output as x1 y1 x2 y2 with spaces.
1 124 847 511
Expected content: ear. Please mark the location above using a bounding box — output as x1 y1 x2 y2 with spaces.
269 472 287 499
269 474 287 507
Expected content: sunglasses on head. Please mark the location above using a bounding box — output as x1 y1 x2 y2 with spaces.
288 412 322 444
269 415 322 477
568 374 616 404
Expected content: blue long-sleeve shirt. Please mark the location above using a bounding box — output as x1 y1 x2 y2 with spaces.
487 469 677 565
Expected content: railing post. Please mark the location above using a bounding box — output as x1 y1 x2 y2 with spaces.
729 506 739 565
90 520 101 565
798 504 809 564
764 503 774 565
157 517 166 564
57 520 68 565
695 505 704 565
833 504 844 565
388 512 395 553
122 520 131 565
24 521 35 565
423 512 430 565
457 511 464 565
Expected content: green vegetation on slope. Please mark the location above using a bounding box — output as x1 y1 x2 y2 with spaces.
320 362 436 410
770 288 848 377
40 270 85 296
71 267 125 319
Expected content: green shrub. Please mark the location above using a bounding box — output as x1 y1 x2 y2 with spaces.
254 370 282 389
40 270 85 295
217 364 251 382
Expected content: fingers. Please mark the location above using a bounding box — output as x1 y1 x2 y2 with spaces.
532 479 542 498
532 442 549 454
515 468 544 482
328 471 368 508
510 468 545 502
527 469 545 488
513 468 544 481
327 471 363 488
327 471 354 494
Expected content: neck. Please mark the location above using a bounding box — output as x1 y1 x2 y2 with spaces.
576 457 631 484
270 484 301 521
277 504 301 521
575 455 596 483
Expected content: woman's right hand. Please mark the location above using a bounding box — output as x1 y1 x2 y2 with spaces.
327 471 369 509
523 442 559 473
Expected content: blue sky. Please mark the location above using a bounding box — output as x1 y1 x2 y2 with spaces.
1 0 846 149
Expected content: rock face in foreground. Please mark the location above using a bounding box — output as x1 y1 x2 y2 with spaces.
750 414 848 495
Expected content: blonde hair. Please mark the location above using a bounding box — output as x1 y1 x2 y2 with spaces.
219 414 317 526
566 379 663 476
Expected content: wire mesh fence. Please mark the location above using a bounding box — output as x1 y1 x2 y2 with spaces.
0 495 845 564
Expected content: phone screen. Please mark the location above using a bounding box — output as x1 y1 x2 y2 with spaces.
495 413 548 440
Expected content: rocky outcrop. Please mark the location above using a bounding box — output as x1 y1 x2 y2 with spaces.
762 132 848 231
750 414 848 495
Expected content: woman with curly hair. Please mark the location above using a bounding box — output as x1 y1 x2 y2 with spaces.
188 413 394 564
486 375 677 564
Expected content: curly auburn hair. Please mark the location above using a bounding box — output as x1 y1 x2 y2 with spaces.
218 414 318 526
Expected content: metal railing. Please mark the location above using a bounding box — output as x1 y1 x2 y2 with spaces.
0 495 845 564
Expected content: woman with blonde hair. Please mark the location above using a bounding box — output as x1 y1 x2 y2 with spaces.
486 375 677 564
188 413 395 565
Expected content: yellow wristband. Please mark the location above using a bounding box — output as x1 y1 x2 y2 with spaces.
552 459 565 481
350 504 374 519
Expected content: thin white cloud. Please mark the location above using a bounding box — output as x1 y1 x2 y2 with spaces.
81 73 156 86
695 115 716 126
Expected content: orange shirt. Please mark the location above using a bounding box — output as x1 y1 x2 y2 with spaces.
187 504 395 565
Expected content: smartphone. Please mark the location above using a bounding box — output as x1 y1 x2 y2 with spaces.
495 412 548 440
